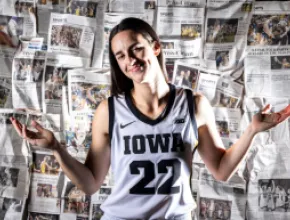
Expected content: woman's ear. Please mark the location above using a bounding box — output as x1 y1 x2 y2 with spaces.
152 41 161 56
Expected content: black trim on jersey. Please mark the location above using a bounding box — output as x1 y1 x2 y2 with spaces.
108 96 115 143
185 89 198 140
125 84 176 126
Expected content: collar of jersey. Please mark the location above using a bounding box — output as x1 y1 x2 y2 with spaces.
125 83 176 126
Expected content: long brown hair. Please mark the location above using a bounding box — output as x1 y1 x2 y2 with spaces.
108 17 166 96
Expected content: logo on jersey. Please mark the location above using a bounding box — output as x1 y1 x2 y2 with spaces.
120 121 136 129
174 118 185 124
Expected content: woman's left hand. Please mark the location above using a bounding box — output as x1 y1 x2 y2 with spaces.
251 104 290 133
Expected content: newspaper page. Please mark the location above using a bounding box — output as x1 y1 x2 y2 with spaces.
28 151 62 214
157 7 204 58
161 38 202 59
205 2 251 71
68 68 110 115
108 0 156 26
165 58 204 82
0 13 37 77
0 110 29 165
172 61 200 90
12 48 46 110
94 12 145 67
60 176 91 219
0 163 30 199
0 76 12 109
158 0 206 7
212 76 244 108
43 53 90 114
37 0 66 38
47 13 95 58
198 168 247 220
245 46 290 98
196 70 220 102
0 197 26 220
246 143 290 220
213 107 241 143
90 186 112 220
64 113 93 162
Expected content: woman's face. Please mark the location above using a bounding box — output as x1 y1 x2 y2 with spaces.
111 30 160 84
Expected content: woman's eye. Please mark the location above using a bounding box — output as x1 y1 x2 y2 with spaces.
117 55 125 60
133 47 143 52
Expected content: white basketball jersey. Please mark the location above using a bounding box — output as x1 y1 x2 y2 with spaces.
101 84 198 219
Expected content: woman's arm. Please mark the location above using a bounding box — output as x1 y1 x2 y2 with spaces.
194 93 290 181
11 100 111 195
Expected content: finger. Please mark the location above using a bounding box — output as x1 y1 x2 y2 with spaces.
22 124 28 139
31 120 45 133
10 117 23 137
261 104 271 114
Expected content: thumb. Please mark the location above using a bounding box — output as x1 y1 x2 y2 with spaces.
31 120 45 133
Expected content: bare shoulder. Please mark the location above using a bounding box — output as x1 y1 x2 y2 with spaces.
92 99 109 135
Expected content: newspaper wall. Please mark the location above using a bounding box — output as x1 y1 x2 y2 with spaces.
1 1 290 220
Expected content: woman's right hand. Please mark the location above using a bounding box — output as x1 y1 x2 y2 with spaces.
10 117 59 150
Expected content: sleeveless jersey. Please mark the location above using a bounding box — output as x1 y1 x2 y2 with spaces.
101 84 198 219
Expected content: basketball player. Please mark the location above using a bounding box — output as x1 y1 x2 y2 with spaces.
10 18 290 219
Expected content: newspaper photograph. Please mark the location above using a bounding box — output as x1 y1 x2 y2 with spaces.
198 168 247 220
31 151 61 176
43 53 90 114
205 2 251 71
0 165 29 199
29 172 61 213
172 61 199 90
12 49 46 110
65 0 98 18
246 143 290 219
68 69 110 114
248 12 290 47
28 211 59 220
90 203 103 220
0 197 24 220
48 13 95 58
245 47 290 98
61 177 91 219
0 78 12 108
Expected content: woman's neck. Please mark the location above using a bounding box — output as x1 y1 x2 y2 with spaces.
131 76 170 117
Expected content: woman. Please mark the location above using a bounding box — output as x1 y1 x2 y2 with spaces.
10 17 290 219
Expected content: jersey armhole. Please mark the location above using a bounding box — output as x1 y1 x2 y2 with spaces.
108 96 114 144
185 89 198 148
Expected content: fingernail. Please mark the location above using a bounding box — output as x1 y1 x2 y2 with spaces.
10 117 14 121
